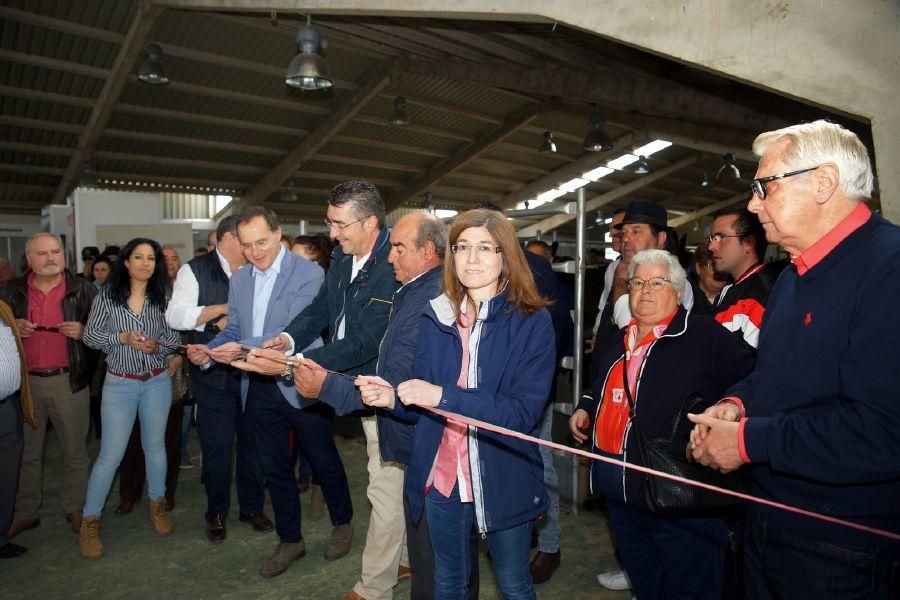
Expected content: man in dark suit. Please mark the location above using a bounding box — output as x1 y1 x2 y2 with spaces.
188 206 351 579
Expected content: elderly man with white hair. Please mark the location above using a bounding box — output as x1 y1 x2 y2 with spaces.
571 249 754 600
690 120 900 598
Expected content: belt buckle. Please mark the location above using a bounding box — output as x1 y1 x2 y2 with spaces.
138 372 151 382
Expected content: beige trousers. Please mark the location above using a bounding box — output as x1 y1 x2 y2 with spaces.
353 415 408 600
14 373 90 518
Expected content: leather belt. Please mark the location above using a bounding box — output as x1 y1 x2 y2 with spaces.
28 367 69 377
108 367 166 382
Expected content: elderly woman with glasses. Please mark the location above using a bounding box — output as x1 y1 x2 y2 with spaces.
570 249 754 600
358 208 556 600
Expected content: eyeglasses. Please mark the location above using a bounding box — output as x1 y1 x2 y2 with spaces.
626 277 672 292
750 166 819 199
324 215 370 230
707 232 743 244
450 243 502 255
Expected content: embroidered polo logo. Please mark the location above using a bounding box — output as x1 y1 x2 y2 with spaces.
804 312 812 326
612 388 624 404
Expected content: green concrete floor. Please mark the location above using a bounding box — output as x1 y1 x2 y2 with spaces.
1 425 629 600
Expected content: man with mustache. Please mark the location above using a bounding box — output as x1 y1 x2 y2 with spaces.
0 233 97 540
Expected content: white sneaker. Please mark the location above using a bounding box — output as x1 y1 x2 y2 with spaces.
597 569 632 590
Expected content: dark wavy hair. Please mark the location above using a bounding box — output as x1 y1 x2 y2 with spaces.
106 238 170 309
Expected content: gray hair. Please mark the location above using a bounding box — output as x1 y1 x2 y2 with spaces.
627 249 686 293
25 232 63 255
414 213 448 258
752 120 873 200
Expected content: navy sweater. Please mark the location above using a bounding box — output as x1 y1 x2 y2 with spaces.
732 211 900 545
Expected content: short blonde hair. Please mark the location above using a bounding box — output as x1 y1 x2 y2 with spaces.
752 120 873 200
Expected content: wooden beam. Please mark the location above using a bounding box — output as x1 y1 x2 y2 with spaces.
517 155 701 237
312 153 422 173
104 129 286 156
379 92 505 125
498 132 639 209
419 24 540 66
0 116 83 135
115 104 309 137
0 142 74 156
51 0 162 204
331 135 450 159
352 114 474 143
384 103 546 211
93 151 267 174
668 192 748 228
149 78 331 116
236 63 392 210
0 85 94 108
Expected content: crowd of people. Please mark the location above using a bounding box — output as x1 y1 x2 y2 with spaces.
0 119 897 599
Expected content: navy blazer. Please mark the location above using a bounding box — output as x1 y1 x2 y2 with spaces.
208 250 324 409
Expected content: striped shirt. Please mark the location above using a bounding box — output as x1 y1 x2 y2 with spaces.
83 290 178 375
0 323 22 399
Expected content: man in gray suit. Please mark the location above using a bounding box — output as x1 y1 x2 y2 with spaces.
187 206 352 579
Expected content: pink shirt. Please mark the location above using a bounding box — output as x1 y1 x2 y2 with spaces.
23 273 69 371
428 305 475 502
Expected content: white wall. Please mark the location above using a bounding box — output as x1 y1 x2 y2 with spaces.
73 188 164 270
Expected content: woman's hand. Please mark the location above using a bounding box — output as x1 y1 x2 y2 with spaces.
569 409 591 444
356 375 395 409
396 379 442 408
119 331 158 354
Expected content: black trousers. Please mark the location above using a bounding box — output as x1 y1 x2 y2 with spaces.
195 370 265 519
245 377 351 543
404 484 479 600
0 395 23 548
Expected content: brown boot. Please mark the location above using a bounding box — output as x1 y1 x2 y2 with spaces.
149 498 174 535
79 516 103 560
309 484 325 521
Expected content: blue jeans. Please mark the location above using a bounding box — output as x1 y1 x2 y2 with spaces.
745 508 900 599
425 485 535 600
534 402 560 553
83 372 172 517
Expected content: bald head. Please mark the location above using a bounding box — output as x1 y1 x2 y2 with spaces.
388 212 447 284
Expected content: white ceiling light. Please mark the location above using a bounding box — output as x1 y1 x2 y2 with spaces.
632 139 672 157
536 189 568 203
434 209 457 219
607 154 639 170
582 165 614 181
558 178 590 193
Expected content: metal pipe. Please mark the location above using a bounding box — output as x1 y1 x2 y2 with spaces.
571 187 586 514
503 202 576 219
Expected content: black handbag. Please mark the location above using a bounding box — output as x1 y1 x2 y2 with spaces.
622 360 747 514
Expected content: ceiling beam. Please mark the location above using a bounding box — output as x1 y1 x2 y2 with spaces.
420 24 540 66
50 0 162 204
498 132 639 209
331 135 450 159
384 103 546 211
352 114 475 142
668 192 748 228
0 85 94 108
517 155 701 237
0 115 83 135
398 59 789 134
115 103 309 137
104 129 286 156
235 63 392 211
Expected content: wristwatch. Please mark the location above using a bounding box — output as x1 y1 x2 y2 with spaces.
282 360 294 382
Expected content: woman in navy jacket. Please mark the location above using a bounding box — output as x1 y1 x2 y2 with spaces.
359 209 556 600
570 249 753 600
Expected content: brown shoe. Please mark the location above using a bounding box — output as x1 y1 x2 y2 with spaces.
79 516 103 560
259 540 306 578
339 590 367 600
7 518 40 539
239 512 274 533
115 499 139 515
309 484 325 521
529 550 561 584
149 498 174 535
206 515 226 544
67 512 82 533
397 565 413 581
324 522 353 560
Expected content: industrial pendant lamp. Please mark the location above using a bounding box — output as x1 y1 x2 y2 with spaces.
582 111 613 152
281 178 299 202
717 153 741 180
137 43 170 85
79 162 100 188
389 97 410 126
634 155 650 174
540 131 557 154
285 17 333 91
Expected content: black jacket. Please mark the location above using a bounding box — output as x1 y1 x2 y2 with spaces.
318 265 442 463
0 270 97 393
283 227 399 381
578 307 753 506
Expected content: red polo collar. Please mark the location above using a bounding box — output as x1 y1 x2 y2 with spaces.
791 202 871 276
